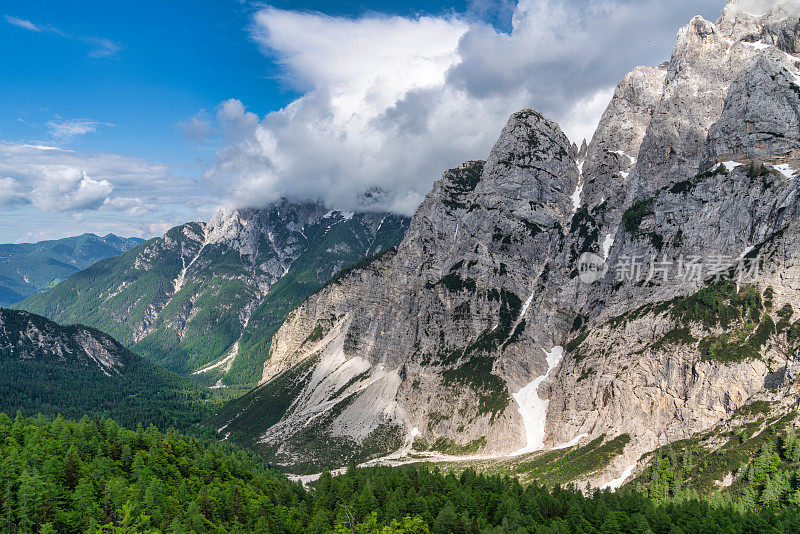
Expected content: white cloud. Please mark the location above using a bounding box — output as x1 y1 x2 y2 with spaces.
0 142 204 218
558 87 617 145
178 110 215 143
204 0 722 216
103 196 152 217
722 0 800 17
4 15 40 32
0 177 29 207
29 168 112 213
0 142 213 241
4 14 120 58
47 119 103 139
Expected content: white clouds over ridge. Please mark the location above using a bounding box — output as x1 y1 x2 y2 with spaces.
0 142 209 240
204 0 723 215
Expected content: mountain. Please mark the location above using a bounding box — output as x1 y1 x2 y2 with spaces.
19 201 409 386
0 308 212 430
0 233 144 306
211 0 800 485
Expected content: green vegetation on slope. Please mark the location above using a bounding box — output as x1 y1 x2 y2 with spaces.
586 281 790 364
18 214 408 387
4 414 800 533
633 406 800 511
0 415 306 533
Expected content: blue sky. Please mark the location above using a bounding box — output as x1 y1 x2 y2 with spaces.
0 0 723 242
1 0 479 161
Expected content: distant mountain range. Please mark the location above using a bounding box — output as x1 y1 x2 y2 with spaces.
19 202 409 386
0 233 144 306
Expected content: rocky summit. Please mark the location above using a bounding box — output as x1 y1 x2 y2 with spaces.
211 0 800 485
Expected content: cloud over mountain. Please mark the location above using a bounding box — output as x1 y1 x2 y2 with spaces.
202 0 722 216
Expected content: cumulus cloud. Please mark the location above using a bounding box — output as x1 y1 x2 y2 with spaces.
177 110 216 143
204 0 722 216
30 169 112 212
0 142 214 241
0 142 205 215
0 177 29 207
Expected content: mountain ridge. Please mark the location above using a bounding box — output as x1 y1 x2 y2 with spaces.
0 307 213 430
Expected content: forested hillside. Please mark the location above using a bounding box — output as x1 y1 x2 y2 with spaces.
0 309 218 431
3 415 800 534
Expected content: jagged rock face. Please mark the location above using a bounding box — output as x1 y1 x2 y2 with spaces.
629 16 765 198
19 201 409 385
705 51 800 164
213 110 580 470
0 309 127 375
718 0 800 52
580 65 667 241
215 0 800 485
546 1 800 484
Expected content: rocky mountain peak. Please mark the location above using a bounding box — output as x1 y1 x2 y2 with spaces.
480 108 578 221
705 49 800 166
208 0 800 487
719 0 800 52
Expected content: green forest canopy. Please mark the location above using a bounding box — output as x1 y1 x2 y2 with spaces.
3 414 800 533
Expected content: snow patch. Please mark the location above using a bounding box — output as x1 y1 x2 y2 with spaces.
742 40 771 50
554 433 588 450
520 291 536 318
602 464 636 491
571 182 584 213
610 150 636 165
774 164 797 178
323 210 355 221
510 346 564 455
602 233 615 260
738 245 755 260
723 161 743 172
